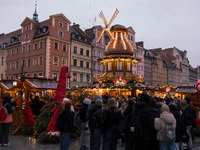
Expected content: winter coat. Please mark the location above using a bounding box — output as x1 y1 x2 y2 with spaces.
182 108 193 126
187 104 197 128
59 109 75 132
88 104 104 133
80 104 89 122
154 105 176 141
103 107 122 128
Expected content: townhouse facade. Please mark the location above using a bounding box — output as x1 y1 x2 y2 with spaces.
69 24 92 88
189 65 198 86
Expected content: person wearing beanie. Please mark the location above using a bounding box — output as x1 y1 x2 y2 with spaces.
92 94 102 104
127 93 159 150
79 98 91 150
155 104 176 150
0 95 15 147
62 98 74 112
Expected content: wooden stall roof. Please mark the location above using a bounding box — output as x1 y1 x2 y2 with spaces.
0 81 13 90
159 85 177 93
26 79 58 90
176 86 197 93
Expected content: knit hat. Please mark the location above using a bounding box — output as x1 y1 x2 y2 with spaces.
184 96 191 104
83 98 91 105
62 98 74 112
161 104 170 113
53 66 69 103
92 94 102 104
139 93 151 104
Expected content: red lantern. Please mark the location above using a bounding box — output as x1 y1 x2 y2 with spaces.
67 74 71 79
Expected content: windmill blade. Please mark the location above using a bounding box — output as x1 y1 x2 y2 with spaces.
97 27 106 43
105 29 114 40
107 8 119 28
99 11 108 26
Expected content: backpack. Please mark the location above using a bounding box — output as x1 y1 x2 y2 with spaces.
74 111 82 126
56 111 65 131
0 104 8 121
129 108 145 138
161 123 176 141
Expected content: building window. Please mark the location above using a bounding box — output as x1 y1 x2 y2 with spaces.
28 45 31 51
11 49 14 55
62 58 66 65
63 45 66 51
55 42 58 49
87 75 90 82
59 23 63 27
86 50 89 56
22 59 25 67
16 48 18 54
26 26 29 30
53 73 58 80
27 58 31 67
80 60 83 67
73 59 77 66
92 63 95 70
108 62 112 71
25 34 28 40
58 31 63 37
80 74 83 82
98 64 100 71
33 57 37 66
22 47 25 53
74 46 77 53
39 56 42 65
53 56 58 65
15 60 18 69
73 73 77 81
33 74 37 78
103 66 105 72
1 74 3 80
117 61 122 70
7 50 9 56
98 51 100 57
1 57 4 65
39 73 42 77
11 62 14 69
138 65 140 71
40 42 43 49
141 66 143 71
86 62 89 68
34 43 37 50
80 48 83 55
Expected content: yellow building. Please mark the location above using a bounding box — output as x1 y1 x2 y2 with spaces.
152 55 167 87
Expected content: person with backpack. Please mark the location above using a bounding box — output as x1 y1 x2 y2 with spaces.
128 93 159 150
0 95 15 147
155 104 176 150
103 98 122 150
79 98 91 150
57 100 75 150
87 99 104 150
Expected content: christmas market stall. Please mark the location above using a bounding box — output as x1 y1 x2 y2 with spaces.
153 85 178 98
0 80 15 104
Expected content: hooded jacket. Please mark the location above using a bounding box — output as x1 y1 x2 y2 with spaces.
154 104 176 141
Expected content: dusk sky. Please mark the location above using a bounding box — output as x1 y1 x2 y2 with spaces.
0 0 200 67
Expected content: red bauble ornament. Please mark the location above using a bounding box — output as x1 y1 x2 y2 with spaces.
67 74 71 79
195 80 200 93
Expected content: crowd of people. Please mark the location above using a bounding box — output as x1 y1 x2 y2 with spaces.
74 93 198 150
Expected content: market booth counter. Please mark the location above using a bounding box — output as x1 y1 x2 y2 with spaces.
176 86 200 110
0 80 15 104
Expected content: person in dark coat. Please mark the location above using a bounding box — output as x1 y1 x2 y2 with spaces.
59 100 75 150
79 98 91 150
128 93 159 150
31 96 43 117
119 98 135 150
103 98 122 150
88 99 104 150
0 95 15 147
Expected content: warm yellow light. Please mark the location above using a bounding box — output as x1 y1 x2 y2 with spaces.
106 29 114 40
97 28 106 43
113 33 118 49
124 33 133 52
107 8 119 27
121 32 126 50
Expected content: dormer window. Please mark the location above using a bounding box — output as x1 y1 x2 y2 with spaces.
26 26 29 30
11 37 15 43
37 29 41 34
3 43 7 49
71 33 75 38
78 35 81 40
18 35 21 41
59 22 63 27
42 27 46 33
84 38 87 42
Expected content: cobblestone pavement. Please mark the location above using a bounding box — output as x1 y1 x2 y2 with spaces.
0 134 200 150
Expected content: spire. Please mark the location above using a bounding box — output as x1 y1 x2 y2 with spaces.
33 1 39 22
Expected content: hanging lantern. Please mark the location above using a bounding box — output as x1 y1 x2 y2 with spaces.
67 74 71 79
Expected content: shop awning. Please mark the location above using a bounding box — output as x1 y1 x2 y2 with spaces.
0 81 13 90
175 87 197 93
26 80 58 90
